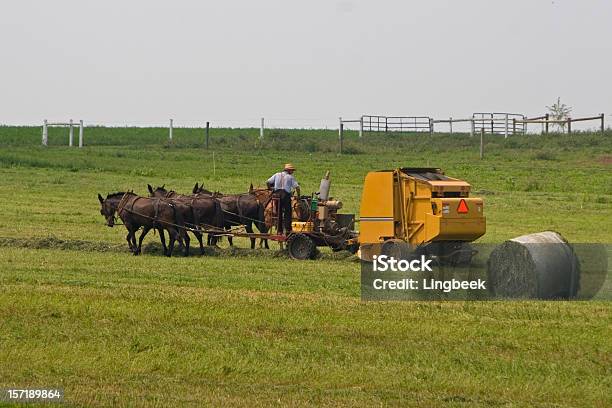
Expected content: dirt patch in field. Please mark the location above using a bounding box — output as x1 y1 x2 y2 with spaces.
597 155 612 165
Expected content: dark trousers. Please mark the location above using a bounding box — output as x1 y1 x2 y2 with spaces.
273 190 292 234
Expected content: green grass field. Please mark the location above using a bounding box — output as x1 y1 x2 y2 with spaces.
0 126 610 406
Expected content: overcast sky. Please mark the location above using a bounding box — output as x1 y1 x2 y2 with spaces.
1 0 610 129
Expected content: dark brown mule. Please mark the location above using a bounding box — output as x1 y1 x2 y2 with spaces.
98 192 188 256
195 183 272 249
98 192 162 253
192 182 216 196
119 192 190 256
191 183 225 246
147 184 223 254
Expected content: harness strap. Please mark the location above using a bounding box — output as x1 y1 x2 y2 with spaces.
130 196 141 217
116 192 130 215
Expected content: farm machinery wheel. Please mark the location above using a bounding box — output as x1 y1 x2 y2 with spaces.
287 233 316 260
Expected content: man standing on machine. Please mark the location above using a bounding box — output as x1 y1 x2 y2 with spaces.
266 163 300 234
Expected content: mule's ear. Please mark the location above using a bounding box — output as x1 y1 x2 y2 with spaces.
147 184 154 194
98 193 104 204
193 183 199 194
161 184 165 189
249 183 254 193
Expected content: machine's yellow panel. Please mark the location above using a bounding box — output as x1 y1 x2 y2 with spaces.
359 220 395 243
358 168 487 250
424 198 486 242
438 218 486 240
424 213 442 243
360 172 394 217
425 213 486 242
359 172 395 243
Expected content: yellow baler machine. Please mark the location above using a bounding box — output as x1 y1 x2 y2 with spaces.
359 168 486 259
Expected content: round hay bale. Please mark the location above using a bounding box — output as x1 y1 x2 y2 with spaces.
487 231 580 299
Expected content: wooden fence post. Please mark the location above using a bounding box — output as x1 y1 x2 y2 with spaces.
480 128 484 160
169 119 173 141
567 117 572 134
545 114 549 134
339 123 344 154
205 121 210 149
449 117 453 134
79 120 84 148
429 118 434 136
512 118 516 135
601 113 605 134
42 119 48 146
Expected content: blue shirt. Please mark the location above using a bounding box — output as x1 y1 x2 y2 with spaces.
267 171 299 193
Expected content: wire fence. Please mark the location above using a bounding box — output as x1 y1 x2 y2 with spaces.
342 113 606 138
0 111 607 149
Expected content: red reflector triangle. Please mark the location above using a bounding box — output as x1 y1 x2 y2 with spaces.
457 199 469 214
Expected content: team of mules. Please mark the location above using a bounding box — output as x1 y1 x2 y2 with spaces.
98 183 309 257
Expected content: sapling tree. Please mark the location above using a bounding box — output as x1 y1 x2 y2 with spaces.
546 97 572 131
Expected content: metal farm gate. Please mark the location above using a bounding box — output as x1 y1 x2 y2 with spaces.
472 112 526 136
362 115 432 133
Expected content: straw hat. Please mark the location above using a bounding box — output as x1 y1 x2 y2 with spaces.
284 163 296 171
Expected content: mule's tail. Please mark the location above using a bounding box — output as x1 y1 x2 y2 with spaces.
256 200 268 233
209 198 225 243
213 198 224 229
190 205 199 232
171 203 186 236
